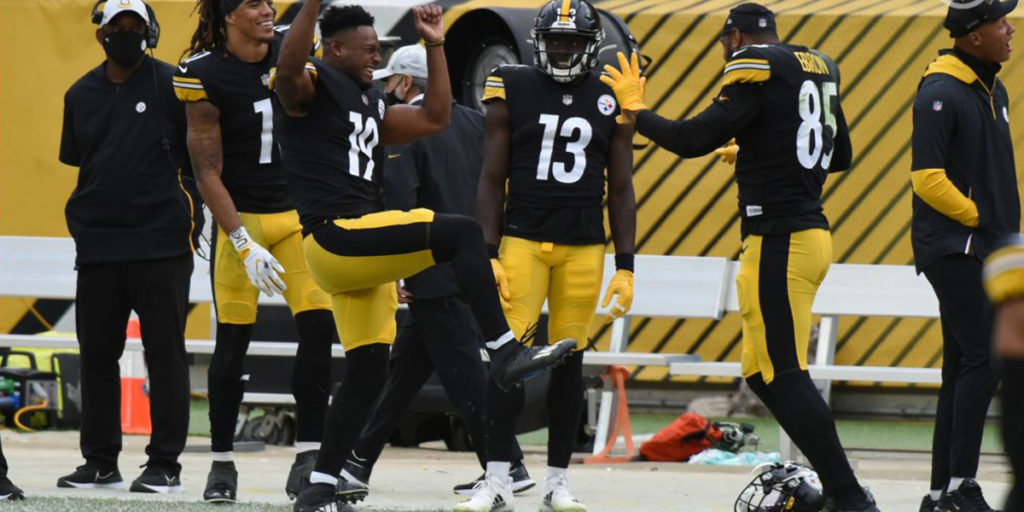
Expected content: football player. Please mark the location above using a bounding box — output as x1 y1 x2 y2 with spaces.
459 1 636 511
271 2 577 511
601 4 879 512
174 0 334 502
982 236 1024 512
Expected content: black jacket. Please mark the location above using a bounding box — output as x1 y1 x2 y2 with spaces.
911 48 1019 273
383 98 484 299
60 56 202 265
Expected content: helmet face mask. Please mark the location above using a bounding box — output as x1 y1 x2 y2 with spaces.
735 462 825 512
532 0 605 83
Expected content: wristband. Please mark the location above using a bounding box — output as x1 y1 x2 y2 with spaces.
486 243 500 259
423 38 445 48
614 253 635 273
228 226 252 253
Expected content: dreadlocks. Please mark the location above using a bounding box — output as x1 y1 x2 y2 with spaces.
182 0 227 59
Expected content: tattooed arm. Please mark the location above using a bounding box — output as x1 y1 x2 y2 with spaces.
185 100 242 233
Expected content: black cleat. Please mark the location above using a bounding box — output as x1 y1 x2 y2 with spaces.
336 460 370 504
56 465 124 489
822 487 881 512
937 479 999 512
0 475 25 501
286 450 318 499
454 460 535 496
489 338 576 390
294 482 354 512
920 495 939 512
129 465 182 494
203 461 238 503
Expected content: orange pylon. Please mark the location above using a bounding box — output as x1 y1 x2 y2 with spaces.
120 318 151 435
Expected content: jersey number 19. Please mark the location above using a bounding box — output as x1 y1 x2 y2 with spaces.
796 80 838 171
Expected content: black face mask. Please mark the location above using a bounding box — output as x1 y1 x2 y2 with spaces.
385 89 403 106
103 30 146 68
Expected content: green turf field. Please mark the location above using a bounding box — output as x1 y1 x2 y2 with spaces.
192 400 1006 455
2 497 447 512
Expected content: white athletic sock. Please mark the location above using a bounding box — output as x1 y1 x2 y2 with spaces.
930 490 942 501
487 461 512 479
309 471 338 486
546 466 568 490
485 331 516 350
211 451 234 462
295 442 320 454
948 477 966 492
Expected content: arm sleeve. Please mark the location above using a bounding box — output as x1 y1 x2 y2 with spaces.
911 81 977 226
173 63 208 103
829 102 852 172
481 67 506 104
984 240 1024 304
382 143 419 211
635 83 762 157
59 90 80 166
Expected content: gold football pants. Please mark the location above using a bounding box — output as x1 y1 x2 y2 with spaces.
303 209 437 351
213 210 330 324
499 236 605 351
738 228 832 384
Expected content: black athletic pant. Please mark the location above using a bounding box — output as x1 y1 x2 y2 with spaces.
75 253 193 473
0 436 8 478
1002 359 1024 512
923 254 999 489
351 297 523 473
208 310 336 453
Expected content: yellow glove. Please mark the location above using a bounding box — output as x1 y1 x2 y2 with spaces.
601 269 634 325
715 139 739 165
600 52 647 114
490 258 512 314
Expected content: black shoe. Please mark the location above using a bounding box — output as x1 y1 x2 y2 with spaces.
294 482 354 512
287 450 318 499
453 460 536 496
823 487 881 512
937 479 999 512
336 459 370 504
489 339 576 390
921 495 939 512
56 464 125 489
0 475 25 501
203 461 238 503
129 464 182 494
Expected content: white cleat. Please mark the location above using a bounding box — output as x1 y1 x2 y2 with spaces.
540 475 586 512
453 473 514 512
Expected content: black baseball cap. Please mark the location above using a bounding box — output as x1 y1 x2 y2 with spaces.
722 3 777 38
944 0 1017 37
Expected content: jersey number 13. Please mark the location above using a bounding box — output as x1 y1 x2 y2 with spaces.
536 114 592 184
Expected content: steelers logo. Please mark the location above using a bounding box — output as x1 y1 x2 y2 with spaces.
597 94 616 116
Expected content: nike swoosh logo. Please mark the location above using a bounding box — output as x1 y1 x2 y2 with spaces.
388 153 402 159
351 453 368 463
178 64 188 73
97 471 114 480
532 345 559 360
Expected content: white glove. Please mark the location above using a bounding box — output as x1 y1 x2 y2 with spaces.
229 226 287 297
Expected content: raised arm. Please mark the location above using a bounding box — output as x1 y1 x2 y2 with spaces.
275 0 319 116
380 5 451 146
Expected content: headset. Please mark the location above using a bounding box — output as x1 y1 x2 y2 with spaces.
90 0 161 49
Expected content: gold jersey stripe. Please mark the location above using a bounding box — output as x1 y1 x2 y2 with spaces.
721 67 770 85
482 85 506 101
172 76 201 84
174 86 208 102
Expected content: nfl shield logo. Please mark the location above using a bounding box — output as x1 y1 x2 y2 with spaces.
362 94 369 105
758 17 767 28
933 101 943 111
562 94 573 106
260 73 270 86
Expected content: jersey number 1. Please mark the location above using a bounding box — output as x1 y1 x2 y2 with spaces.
537 114 592 184
796 80 838 171
254 99 273 164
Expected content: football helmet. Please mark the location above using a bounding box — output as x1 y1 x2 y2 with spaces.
735 462 825 512
531 0 605 83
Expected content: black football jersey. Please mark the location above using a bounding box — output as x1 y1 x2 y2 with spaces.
173 31 292 213
483 65 620 245
725 44 845 235
274 60 388 231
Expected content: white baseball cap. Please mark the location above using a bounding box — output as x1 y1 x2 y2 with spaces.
373 44 428 81
99 0 150 28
